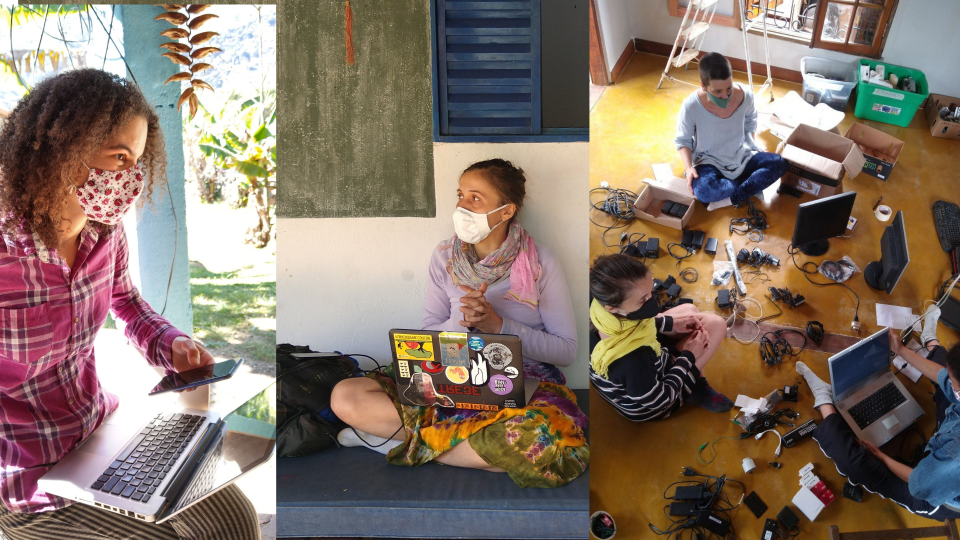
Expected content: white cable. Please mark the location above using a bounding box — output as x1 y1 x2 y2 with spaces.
755 429 783 456
899 273 960 342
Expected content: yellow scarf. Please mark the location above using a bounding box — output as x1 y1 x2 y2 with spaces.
590 298 662 379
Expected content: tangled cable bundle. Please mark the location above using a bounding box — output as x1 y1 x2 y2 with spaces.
590 187 638 247
730 199 769 241
759 329 807 366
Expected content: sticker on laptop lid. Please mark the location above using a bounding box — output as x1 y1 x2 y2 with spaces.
502 399 518 408
394 333 434 361
439 332 469 367
503 366 519 379
468 336 485 351
482 343 513 370
397 360 411 379
470 354 489 385
488 374 513 395
445 365 469 384
422 361 444 374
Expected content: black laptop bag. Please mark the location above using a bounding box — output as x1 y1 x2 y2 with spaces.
276 344 363 457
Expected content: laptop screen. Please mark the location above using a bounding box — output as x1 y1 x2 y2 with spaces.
830 329 890 399
163 382 276 519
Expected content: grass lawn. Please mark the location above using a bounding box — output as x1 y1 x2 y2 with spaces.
186 187 276 378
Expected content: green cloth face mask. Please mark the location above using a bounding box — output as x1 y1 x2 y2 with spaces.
707 92 730 108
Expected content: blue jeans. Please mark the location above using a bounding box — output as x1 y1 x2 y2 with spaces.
693 152 788 204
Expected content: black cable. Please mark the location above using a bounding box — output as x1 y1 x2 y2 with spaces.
760 329 807 366
806 321 825 345
730 199 768 237
668 242 699 283
896 427 928 468
788 244 861 325
590 187 638 247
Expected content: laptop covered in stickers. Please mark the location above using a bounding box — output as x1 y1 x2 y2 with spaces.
388 329 531 411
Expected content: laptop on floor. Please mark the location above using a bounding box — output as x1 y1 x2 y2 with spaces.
39 382 276 523
389 329 536 411
828 328 924 447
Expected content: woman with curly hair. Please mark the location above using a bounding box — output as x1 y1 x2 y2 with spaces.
0 69 260 539
331 159 588 488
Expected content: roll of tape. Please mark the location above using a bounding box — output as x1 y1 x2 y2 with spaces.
743 457 756 474
875 204 892 221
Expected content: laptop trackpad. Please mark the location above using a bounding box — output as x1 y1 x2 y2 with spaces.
882 415 900 430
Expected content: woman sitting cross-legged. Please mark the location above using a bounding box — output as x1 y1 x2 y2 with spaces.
330 159 588 488
589 254 733 421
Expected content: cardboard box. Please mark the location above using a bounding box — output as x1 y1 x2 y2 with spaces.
777 124 865 199
924 93 960 141
634 175 694 231
844 122 904 181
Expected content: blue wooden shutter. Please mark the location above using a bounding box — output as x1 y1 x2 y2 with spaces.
437 0 541 136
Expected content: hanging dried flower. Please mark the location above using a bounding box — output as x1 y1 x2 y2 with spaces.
154 4 222 119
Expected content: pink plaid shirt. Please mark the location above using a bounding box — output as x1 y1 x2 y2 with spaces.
0 222 186 513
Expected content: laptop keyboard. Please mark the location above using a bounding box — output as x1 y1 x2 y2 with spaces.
848 383 906 430
90 412 204 503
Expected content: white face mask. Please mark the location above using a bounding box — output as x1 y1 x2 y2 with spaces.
452 204 508 244
76 162 144 225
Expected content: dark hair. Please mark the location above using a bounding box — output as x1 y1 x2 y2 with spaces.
590 254 651 308
0 68 166 250
948 343 960 381
462 158 526 225
699 52 732 85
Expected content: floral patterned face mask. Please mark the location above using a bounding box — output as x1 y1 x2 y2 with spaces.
75 162 144 225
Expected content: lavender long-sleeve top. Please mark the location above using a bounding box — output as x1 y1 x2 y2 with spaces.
675 84 760 179
423 239 578 371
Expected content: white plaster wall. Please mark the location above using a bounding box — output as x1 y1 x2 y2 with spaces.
277 142 589 389
596 0 636 72
616 0 960 95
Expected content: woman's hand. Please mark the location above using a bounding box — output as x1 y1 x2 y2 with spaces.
172 337 215 374
670 314 703 335
861 439 885 461
681 328 710 359
684 166 698 195
887 327 903 358
458 283 503 334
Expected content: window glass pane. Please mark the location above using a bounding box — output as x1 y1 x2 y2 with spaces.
821 2 854 43
851 6 882 45
861 0 885 5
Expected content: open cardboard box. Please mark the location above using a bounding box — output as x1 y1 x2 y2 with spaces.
634 175 694 231
843 122 904 181
777 124 865 199
925 93 960 141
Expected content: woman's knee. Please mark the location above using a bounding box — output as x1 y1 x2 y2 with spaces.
330 377 377 423
666 303 699 316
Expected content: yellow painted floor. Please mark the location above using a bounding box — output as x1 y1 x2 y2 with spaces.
589 52 960 538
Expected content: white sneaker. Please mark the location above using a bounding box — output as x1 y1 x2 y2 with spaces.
706 197 733 211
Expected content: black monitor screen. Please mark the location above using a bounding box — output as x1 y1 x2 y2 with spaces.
792 191 857 248
880 211 909 294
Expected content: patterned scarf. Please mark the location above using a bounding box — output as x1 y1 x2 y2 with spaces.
448 221 542 309
590 299 661 379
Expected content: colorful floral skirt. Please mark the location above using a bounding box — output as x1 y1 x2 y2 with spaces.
369 361 589 488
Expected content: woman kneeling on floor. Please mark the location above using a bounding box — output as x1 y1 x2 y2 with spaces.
588 254 732 421
796 308 960 520
330 159 589 488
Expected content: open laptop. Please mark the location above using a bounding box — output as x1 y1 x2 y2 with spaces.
389 329 536 411
39 382 276 523
828 328 924 446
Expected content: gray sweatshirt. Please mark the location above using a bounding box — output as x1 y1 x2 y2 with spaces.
675 85 760 179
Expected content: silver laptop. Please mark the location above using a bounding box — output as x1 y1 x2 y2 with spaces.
39 382 276 523
828 328 924 446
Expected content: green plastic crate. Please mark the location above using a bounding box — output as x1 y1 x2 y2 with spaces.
854 59 929 127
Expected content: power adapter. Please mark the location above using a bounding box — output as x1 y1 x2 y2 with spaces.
645 238 660 258
666 283 682 299
781 384 799 402
623 241 646 258
672 485 709 502
668 501 699 516
761 519 779 540
718 289 732 309
705 237 718 256
777 506 799 531
695 510 731 537
681 230 705 251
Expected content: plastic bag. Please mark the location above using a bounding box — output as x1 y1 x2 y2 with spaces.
818 256 860 283
712 261 735 286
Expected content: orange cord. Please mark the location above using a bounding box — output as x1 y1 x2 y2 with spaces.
345 0 355 65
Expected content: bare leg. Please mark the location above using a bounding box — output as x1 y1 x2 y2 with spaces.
675 313 727 371
435 442 506 473
331 377 507 472
330 377 405 440
661 303 699 317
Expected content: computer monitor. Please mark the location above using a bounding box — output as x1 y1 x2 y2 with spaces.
864 210 909 294
791 191 857 256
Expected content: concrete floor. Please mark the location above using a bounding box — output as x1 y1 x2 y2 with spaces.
589 52 959 539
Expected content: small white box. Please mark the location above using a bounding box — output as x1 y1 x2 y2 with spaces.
792 486 826 521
